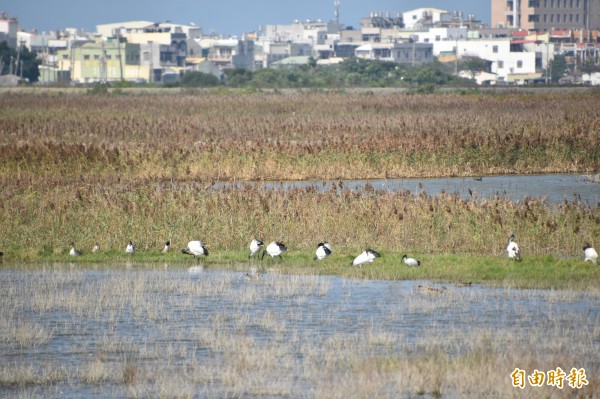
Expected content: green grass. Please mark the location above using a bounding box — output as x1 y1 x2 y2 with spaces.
3 250 598 290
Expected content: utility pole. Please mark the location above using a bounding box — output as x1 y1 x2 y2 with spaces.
117 27 124 81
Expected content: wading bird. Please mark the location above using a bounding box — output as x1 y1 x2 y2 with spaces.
126 241 135 254
402 254 420 267
244 268 260 281
262 241 287 262
583 243 598 264
69 242 82 257
92 243 100 253
182 240 209 260
249 238 264 258
350 248 381 267
314 242 332 261
506 234 521 260
160 241 171 253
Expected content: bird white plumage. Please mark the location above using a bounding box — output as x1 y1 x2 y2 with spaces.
160 241 171 253
182 240 209 258
92 243 100 253
351 248 381 267
262 241 287 262
314 242 332 261
506 234 521 260
583 244 598 264
249 238 264 258
126 241 135 254
402 254 420 267
69 242 82 256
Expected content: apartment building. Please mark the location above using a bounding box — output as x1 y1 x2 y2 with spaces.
491 0 600 30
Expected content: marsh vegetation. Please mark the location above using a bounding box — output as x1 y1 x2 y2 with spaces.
0 91 598 272
1 266 598 398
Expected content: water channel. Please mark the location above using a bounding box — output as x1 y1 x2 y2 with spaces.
212 174 599 205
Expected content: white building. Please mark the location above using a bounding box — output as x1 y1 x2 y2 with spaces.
355 42 434 65
434 39 540 84
403 8 448 30
0 12 18 48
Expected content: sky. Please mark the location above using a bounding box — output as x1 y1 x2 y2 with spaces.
4 1 490 35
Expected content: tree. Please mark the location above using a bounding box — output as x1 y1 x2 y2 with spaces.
548 55 567 83
224 68 253 87
0 41 40 82
460 56 490 80
180 71 220 87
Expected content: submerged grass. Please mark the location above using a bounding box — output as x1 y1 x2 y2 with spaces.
1 267 598 398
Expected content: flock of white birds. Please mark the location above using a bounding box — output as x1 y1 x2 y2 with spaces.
62 234 599 266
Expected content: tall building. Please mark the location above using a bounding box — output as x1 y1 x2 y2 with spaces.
491 0 600 30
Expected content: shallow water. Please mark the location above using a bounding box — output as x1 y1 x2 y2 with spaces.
213 174 599 205
1 264 599 398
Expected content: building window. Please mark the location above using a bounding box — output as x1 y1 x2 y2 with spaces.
517 60 523 68
84 54 90 60
551 14 554 22
62 54 68 59
570 0 573 6
544 14 547 22
570 14 573 21
550 0 554 6
493 45 499 53
544 0 547 6
563 0 566 6
576 0 580 6
576 13 579 21
94 54 100 60
499 60 504 68
557 14 561 22
106 55 112 60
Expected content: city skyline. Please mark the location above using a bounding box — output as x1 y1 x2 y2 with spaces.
4 0 489 35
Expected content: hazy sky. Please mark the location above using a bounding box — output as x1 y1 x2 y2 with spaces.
5 1 490 35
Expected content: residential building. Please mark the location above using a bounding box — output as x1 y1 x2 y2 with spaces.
355 42 434 65
54 39 152 84
403 8 448 30
0 11 18 48
491 0 600 30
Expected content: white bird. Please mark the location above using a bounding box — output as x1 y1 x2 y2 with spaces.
126 241 135 254
402 254 420 267
262 241 287 262
583 244 598 264
69 242 82 257
249 238 264 258
506 234 521 260
92 243 100 253
182 240 209 259
314 242 332 261
160 241 171 253
351 248 381 267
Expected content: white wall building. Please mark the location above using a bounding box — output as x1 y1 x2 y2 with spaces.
434 39 539 83
403 8 447 30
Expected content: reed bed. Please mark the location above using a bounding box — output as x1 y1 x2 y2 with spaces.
0 268 598 398
0 91 598 185
0 181 598 262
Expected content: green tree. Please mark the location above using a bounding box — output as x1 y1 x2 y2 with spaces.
224 68 253 87
459 56 490 79
181 71 220 87
548 55 567 83
0 41 40 82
